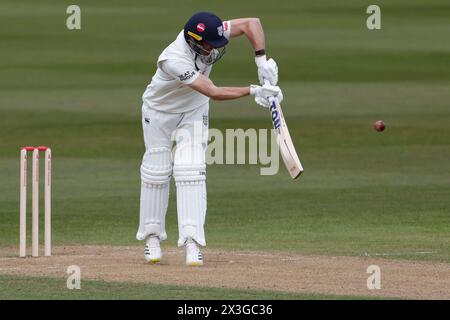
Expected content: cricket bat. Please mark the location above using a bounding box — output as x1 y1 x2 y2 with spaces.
266 82 304 179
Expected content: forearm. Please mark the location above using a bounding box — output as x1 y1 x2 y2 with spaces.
229 18 265 52
210 86 250 101
243 18 265 51
189 74 250 101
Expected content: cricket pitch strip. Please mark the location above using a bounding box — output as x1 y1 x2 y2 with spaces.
0 245 448 299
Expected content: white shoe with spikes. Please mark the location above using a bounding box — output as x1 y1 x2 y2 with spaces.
185 238 203 266
144 236 162 264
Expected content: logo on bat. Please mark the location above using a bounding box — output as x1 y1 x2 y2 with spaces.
270 102 280 129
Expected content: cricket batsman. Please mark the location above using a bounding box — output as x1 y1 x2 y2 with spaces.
136 12 283 265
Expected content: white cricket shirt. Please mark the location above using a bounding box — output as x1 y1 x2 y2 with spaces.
142 21 231 113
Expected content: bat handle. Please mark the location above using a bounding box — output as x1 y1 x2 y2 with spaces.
263 79 276 103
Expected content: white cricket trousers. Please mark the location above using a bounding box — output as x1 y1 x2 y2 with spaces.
136 102 209 247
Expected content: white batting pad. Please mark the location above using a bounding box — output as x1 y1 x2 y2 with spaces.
140 147 172 185
175 175 207 247
173 118 208 247
136 147 172 241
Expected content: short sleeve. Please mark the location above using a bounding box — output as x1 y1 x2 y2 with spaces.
161 59 199 85
222 20 231 39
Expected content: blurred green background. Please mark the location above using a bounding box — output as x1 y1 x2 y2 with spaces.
1 0 449 264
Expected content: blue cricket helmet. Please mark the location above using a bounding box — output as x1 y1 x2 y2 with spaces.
184 12 229 48
183 12 228 65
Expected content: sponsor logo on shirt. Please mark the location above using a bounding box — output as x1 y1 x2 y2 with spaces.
178 71 196 82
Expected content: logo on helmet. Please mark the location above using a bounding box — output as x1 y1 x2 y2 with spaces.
217 25 223 37
196 23 205 32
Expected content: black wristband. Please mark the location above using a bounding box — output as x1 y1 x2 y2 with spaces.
255 49 266 56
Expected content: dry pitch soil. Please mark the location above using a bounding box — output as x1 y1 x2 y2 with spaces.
0 245 449 299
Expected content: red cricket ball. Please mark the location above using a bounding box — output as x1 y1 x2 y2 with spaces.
374 120 386 132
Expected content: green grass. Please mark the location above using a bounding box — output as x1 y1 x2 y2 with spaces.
0 275 386 300
0 0 449 299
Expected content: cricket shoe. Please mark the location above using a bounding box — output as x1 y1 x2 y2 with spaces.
185 238 203 266
144 236 162 264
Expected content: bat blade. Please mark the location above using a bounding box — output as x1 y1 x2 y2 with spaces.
270 98 304 179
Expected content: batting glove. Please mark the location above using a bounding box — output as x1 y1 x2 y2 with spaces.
250 84 284 108
255 55 279 86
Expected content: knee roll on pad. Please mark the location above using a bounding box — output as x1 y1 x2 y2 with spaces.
141 147 172 185
173 164 206 183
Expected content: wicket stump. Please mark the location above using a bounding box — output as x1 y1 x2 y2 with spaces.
19 146 52 257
